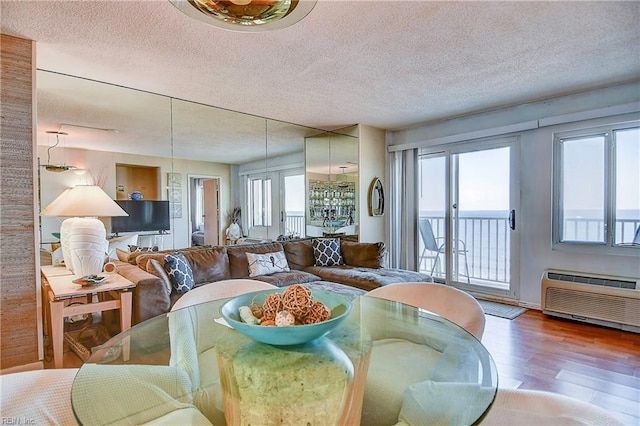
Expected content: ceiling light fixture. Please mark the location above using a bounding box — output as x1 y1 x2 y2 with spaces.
40 131 80 173
168 0 316 32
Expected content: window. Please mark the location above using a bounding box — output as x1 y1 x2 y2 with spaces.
248 177 272 227
553 122 639 251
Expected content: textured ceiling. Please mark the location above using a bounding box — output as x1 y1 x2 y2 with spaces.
2 0 639 161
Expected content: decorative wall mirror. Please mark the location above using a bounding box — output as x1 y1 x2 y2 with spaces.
368 177 384 216
35 70 358 260
305 131 359 238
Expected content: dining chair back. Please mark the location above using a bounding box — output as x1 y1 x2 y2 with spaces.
168 279 277 424
480 388 624 425
170 279 277 312
362 282 486 425
0 368 80 425
366 282 485 340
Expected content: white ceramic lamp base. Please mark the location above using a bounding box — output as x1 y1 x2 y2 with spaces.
65 217 109 276
60 219 75 272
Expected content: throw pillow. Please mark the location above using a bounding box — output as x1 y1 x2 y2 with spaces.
164 252 195 293
115 248 133 263
312 238 344 266
246 251 290 277
149 258 172 294
128 244 159 253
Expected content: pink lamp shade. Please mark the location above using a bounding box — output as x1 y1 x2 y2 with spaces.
41 185 128 275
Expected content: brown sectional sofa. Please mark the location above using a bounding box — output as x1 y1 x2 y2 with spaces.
115 238 432 325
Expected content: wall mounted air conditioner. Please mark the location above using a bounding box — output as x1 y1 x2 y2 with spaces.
541 269 640 333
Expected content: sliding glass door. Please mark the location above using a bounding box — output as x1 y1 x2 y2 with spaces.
418 138 520 297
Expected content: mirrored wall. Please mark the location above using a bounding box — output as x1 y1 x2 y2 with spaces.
36 70 359 255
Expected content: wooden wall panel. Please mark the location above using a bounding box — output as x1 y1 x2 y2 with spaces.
0 34 40 368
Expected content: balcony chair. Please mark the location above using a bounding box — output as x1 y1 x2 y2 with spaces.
418 219 470 283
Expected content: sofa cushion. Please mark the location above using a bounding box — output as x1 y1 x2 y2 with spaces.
282 239 315 270
252 270 320 288
182 246 230 284
247 251 290 277
136 253 168 273
118 247 157 265
164 252 195 293
304 266 433 292
227 242 285 278
304 280 366 298
312 238 344 266
341 241 386 268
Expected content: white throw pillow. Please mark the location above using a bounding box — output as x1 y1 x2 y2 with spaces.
246 251 290 277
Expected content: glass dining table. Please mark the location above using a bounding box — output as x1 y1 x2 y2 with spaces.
71 294 498 425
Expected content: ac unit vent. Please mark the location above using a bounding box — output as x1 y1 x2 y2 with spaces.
546 272 638 290
545 287 640 328
542 269 640 333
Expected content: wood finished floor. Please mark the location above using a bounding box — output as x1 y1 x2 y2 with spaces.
481 310 640 425
50 309 640 424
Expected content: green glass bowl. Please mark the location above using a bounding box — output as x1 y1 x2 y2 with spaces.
220 288 352 346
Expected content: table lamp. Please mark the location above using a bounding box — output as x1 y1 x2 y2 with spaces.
41 185 128 276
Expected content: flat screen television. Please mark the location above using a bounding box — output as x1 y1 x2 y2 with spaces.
111 200 170 234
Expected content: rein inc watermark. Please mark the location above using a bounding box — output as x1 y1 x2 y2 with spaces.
1 418 35 425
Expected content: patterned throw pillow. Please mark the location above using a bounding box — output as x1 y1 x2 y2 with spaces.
312 238 344 267
164 252 195 293
246 251 290 277
128 245 159 253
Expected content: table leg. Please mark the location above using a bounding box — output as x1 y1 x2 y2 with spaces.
49 299 65 369
119 291 132 362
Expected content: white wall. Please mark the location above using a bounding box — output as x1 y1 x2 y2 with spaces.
358 124 386 243
38 146 230 250
388 82 640 307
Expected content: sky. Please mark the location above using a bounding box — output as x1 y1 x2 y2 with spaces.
419 130 639 216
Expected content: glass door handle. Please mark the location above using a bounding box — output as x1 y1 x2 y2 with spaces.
509 209 516 230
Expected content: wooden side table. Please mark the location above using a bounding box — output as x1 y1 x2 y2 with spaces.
41 265 135 368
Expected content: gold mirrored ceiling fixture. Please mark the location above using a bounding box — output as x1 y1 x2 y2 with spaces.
169 0 316 32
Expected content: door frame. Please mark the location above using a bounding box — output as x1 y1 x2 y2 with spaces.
279 168 306 238
420 136 521 299
187 174 221 246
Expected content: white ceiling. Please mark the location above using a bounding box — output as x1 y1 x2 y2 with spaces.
2 0 639 149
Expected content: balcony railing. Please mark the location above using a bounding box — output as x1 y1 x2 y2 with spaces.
284 213 306 238
419 215 640 286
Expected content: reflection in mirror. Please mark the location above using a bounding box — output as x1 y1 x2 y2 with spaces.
170 99 267 247
36 70 173 257
36 70 357 273
305 132 359 239
266 120 309 241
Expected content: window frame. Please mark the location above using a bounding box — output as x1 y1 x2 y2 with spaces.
247 176 272 228
552 120 639 255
